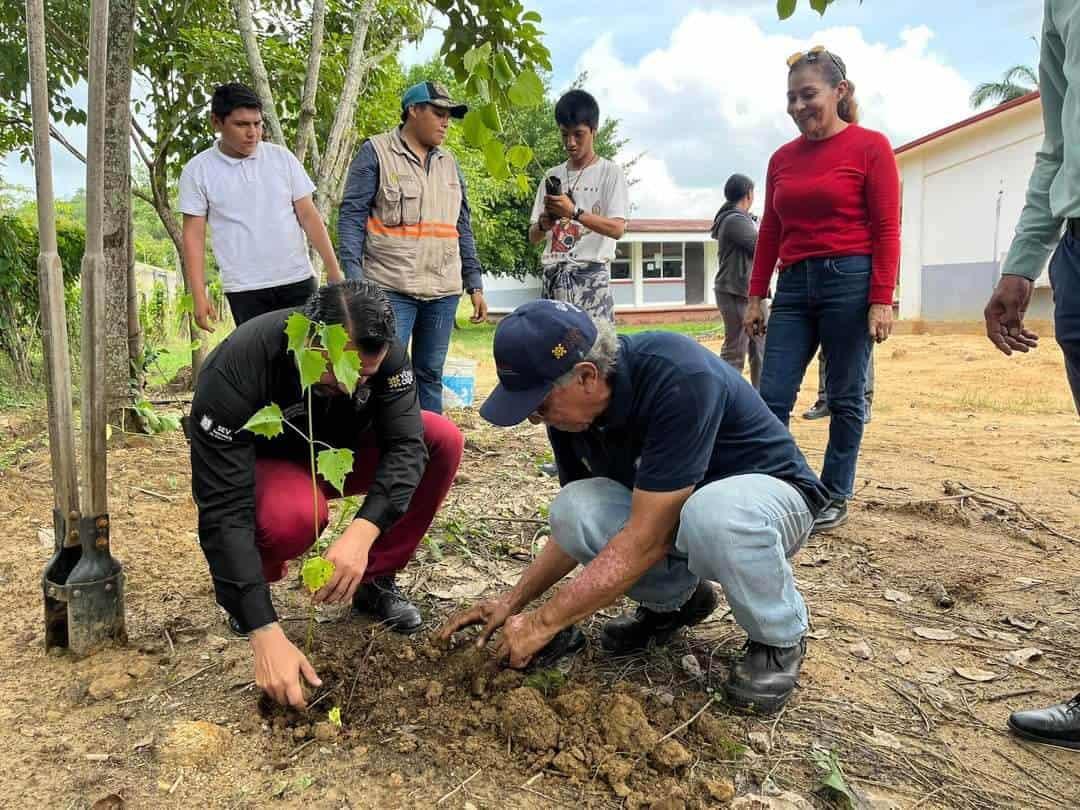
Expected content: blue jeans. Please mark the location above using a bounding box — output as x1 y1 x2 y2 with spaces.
759 256 874 500
550 476 813 648
384 291 460 414
1050 232 1080 414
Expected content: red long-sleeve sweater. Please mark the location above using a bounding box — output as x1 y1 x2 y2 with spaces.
748 124 901 306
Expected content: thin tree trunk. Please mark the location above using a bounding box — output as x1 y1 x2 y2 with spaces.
231 0 286 147
314 0 379 225
294 0 327 166
103 0 136 428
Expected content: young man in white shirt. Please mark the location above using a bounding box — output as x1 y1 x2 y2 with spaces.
179 83 343 331
528 90 629 322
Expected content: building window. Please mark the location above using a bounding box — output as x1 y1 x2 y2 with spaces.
643 242 684 280
611 242 631 280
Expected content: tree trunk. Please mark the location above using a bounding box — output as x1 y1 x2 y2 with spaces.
294 0 327 167
103 0 136 428
231 0 286 147
313 0 379 225
149 154 205 384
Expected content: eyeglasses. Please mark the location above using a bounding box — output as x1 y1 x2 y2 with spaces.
786 45 846 78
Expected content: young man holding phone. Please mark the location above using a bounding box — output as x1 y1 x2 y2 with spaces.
529 90 629 322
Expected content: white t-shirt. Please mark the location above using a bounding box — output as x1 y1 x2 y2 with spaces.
531 157 629 268
178 141 316 293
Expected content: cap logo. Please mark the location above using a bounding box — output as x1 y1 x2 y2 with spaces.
552 343 567 359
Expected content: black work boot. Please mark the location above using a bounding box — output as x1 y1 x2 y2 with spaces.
724 638 806 714
802 399 830 420
352 576 423 634
812 499 848 534
1008 695 1080 750
600 582 719 654
226 613 247 637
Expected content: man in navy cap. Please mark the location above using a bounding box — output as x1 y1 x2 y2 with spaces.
438 300 830 714
338 80 488 414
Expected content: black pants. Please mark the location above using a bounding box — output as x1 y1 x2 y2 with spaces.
225 276 317 326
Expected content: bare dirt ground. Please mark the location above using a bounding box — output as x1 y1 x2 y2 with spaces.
0 330 1078 809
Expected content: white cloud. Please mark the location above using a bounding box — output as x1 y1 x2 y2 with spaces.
579 10 973 218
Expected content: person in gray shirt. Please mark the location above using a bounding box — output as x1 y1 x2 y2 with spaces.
711 174 766 388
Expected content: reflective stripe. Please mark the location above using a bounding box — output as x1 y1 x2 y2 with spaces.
367 216 458 239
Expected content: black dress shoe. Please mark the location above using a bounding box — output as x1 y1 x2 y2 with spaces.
600 582 719 654
352 576 423 634
802 400 830 420
812 499 848 534
226 613 247 637
1008 695 1080 750
530 625 587 670
724 638 806 715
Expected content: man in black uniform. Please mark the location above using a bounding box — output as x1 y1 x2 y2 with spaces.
190 280 463 707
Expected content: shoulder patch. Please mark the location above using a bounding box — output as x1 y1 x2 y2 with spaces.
386 368 415 391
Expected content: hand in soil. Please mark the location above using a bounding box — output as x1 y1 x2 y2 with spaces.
252 623 323 708
436 595 517 648
314 522 376 604
495 611 559 669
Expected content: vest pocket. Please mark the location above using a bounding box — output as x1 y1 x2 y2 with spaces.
399 176 422 226
379 186 403 227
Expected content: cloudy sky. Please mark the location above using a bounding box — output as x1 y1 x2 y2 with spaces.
6 0 1044 217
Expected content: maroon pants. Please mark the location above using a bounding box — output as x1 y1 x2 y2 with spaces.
253 411 463 582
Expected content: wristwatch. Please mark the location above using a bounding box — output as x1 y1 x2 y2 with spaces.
572 207 585 222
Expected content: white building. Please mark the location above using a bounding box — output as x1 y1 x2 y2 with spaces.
484 219 720 320
896 90 1054 321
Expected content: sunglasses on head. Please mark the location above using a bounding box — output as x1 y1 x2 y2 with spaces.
786 45 846 78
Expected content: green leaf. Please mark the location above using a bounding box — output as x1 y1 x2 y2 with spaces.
242 403 284 439
328 706 342 727
319 322 349 364
317 447 355 495
515 173 532 196
480 102 502 132
462 109 493 148
175 293 194 317
332 349 362 395
301 557 335 593
811 748 857 806
465 73 491 104
506 144 533 170
463 42 491 74
285 312 313 355
493 52 514 87
523 10 542 22
483 139 511 181
809 0 828 12
777 0 797 19
508 68 545 108
296 348 327 390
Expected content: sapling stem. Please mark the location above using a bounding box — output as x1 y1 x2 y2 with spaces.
306 380 318 656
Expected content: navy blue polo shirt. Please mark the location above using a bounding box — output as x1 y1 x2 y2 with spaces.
549 332 829 514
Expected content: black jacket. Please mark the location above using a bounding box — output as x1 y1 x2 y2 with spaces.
710 204 758 297
188 308 427 631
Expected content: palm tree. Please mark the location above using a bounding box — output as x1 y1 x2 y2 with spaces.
970 64 1038 109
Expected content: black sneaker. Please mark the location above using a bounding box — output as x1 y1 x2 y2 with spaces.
1008 695 1080 750
812 499 848 534
352 576 423 634
802 400 830 420
600 582 719 654
724 638 806 715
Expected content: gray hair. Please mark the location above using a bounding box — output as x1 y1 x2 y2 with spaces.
552 318 618 389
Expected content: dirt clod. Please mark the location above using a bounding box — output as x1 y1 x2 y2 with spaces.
500 687 560 751
159 721 231 767
702 777 736 803
601 693 658 751
650 738 691 771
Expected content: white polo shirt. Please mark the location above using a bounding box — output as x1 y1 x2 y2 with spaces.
179 141 316 293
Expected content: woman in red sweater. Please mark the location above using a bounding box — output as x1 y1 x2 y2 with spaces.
744 47 900 532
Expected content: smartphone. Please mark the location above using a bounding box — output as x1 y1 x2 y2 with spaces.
545 175 562 197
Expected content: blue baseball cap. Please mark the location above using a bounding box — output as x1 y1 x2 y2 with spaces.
401 81 468 119
480 300 599 427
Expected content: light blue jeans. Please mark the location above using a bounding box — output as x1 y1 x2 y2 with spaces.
550 475 813 648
